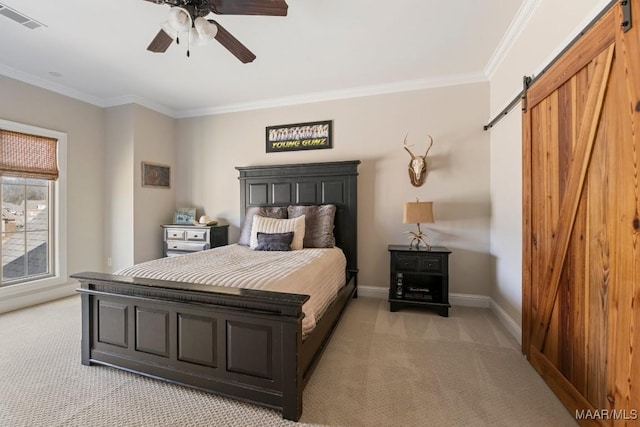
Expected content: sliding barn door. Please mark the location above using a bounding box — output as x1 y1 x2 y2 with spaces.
523 3 639 425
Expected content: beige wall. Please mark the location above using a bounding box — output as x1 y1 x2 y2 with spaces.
488 0 610 328
0 75 105 274
132 105 177 264
0 75 105 309
104 104 177 272
105 105 135 271
176 83 491 294
0 77 176 310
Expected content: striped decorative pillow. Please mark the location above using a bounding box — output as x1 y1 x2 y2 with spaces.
250 215 306 250
238 206 288 246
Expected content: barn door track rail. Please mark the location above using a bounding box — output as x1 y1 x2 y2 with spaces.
483 0 628 131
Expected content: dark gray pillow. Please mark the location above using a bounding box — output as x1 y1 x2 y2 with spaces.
287 204 336 248
255 232 294 251
238 206 288 246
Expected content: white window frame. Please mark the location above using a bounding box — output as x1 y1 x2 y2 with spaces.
0 119 67 303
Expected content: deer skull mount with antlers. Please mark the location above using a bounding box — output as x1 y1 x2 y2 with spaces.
403 134 433 187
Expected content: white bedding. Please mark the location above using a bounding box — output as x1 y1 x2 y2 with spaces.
115 244 347 335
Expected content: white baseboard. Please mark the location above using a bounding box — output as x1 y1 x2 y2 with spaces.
490 298 522 345
357 286 522 344
0 282 77 314
358 287 491 308
357 285 388 298
449 292 490 308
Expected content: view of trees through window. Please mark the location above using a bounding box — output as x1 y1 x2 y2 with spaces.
1 175 51 284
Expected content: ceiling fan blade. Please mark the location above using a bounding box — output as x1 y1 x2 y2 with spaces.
210 20 256 63
209 0 288 16
147 29 174 53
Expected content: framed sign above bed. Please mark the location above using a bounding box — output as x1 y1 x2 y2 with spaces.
266 120 332 153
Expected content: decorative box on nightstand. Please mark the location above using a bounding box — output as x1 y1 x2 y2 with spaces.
388 245 451 317
162 224 229 257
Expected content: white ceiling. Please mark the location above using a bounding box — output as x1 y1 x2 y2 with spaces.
0 0 526 117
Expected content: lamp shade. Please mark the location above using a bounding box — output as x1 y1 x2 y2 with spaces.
403 201 434 224
194 17 218 42
167 7 192 32
189 27 207 46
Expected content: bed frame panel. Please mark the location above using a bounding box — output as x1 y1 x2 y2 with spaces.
72 160 359 421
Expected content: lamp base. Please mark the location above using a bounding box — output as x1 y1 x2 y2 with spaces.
406 230 431 250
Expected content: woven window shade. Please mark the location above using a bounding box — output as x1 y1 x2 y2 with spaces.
0 128 59 180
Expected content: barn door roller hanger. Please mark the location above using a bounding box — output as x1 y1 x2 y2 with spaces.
621 0 632 32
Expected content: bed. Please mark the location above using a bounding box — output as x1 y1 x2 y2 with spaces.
71 160 359 421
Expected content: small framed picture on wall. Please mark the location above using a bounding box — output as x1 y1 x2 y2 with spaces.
141 162 170 188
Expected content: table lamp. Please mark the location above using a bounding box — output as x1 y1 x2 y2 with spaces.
403 200 434 249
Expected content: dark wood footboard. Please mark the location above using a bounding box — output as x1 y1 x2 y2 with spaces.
72 270 356 421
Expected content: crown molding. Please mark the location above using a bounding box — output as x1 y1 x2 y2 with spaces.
1 63 486 119
0 63 105 107
484 0 541 79
177 72 488 118
102 95 178 118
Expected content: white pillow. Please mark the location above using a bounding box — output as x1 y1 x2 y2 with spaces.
250 215 306 250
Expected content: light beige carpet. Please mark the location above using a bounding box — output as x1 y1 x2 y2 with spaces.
0 295 576 426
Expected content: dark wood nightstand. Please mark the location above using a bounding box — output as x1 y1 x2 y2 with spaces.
162 224 229 257
388 245 451 316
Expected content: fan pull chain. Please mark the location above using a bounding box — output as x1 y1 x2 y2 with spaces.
187 30 191 57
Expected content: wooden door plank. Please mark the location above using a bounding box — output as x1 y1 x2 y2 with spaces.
569 64 593 405
584 102 611 410
563 186 587 392
607 1 640 417
522 100 533 355
531 44 615 350
543 89 561 368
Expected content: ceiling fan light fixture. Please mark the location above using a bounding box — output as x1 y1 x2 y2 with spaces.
194 17 217 42
167 6 192 32
189 27 208 46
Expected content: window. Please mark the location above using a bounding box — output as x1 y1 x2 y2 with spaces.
1 177 52 284
0 120 66 289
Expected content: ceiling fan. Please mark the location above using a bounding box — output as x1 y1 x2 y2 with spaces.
143 0 288 63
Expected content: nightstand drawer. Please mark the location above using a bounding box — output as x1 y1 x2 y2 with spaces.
166 241 208 252
394 253 442 272
394 253 419 271
165 229 186 240
186 229 209 241
419 257 441 272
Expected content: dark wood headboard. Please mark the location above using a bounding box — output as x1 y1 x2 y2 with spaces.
236 161 360 273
